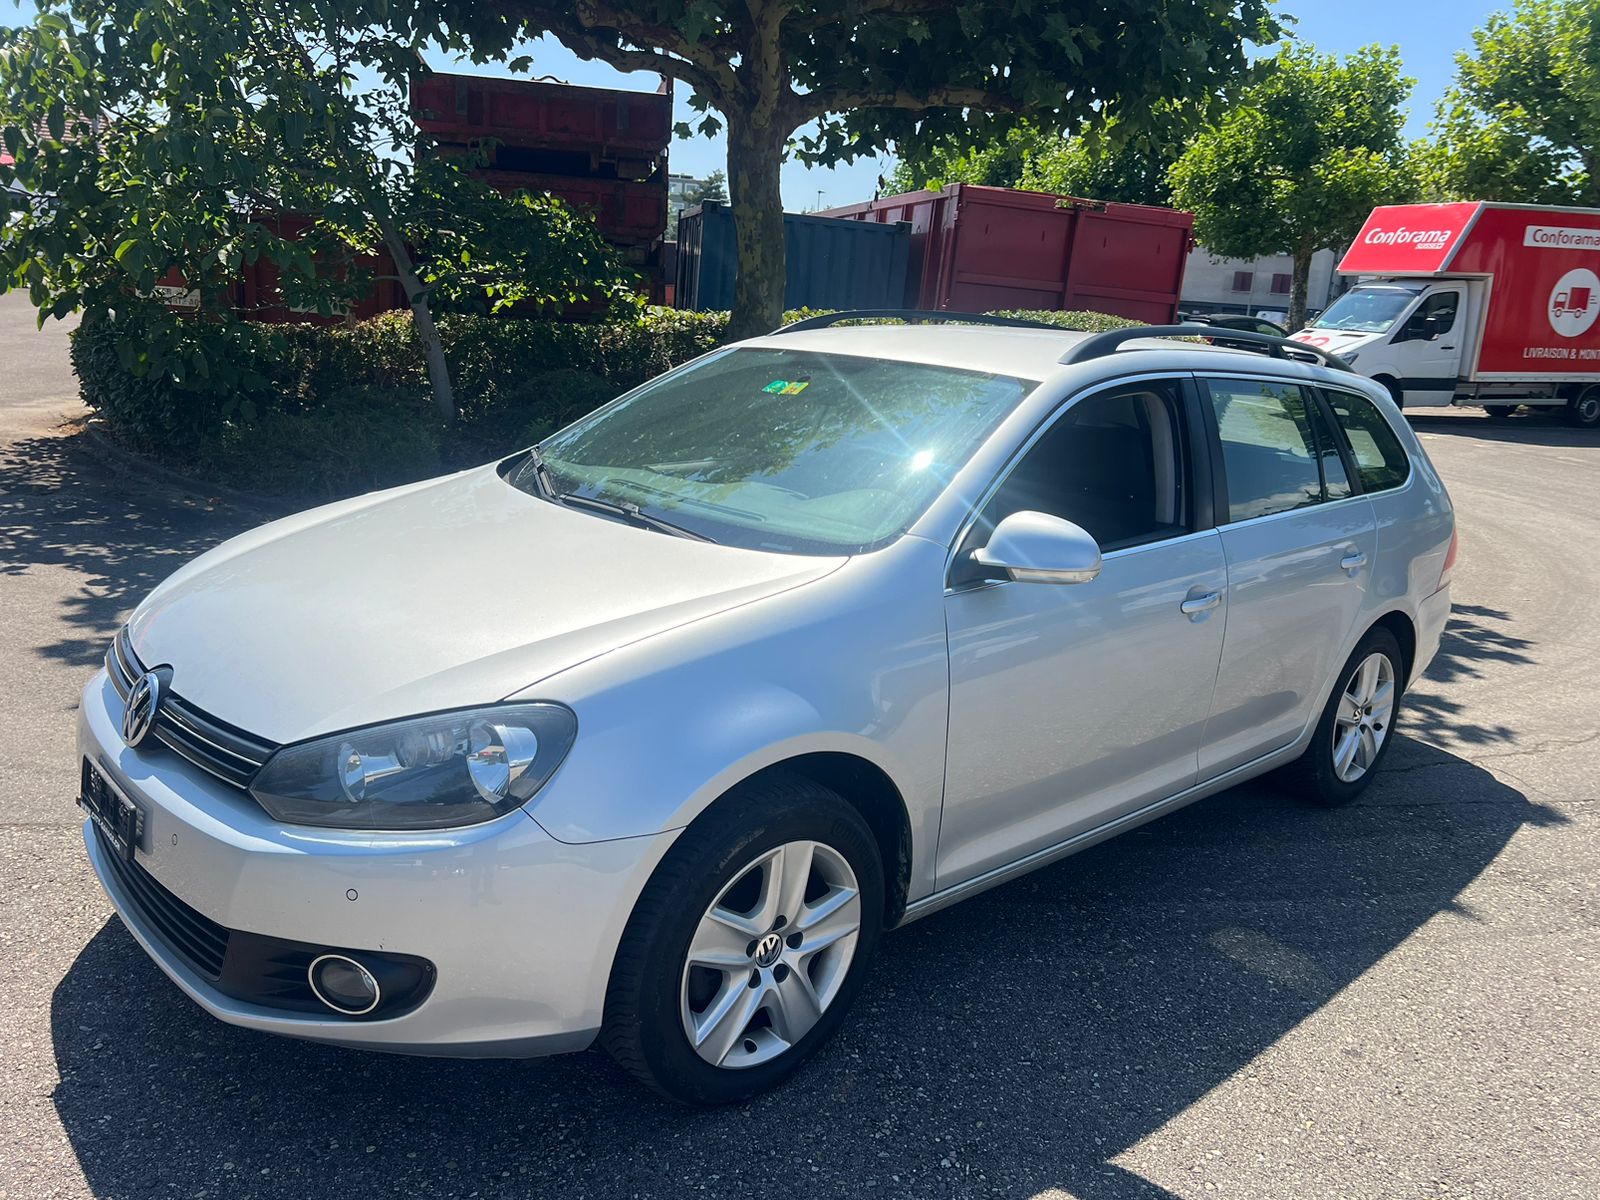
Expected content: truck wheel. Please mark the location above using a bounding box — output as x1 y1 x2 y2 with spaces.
1483 404 1516 421
1566 386 1600 429
1374 376 1403 410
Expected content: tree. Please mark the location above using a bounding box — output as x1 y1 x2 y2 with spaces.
1415 0 1600 206
0 0 630 420
472 3 1278 335
887 125 1043 194
1021 121 1183 207
668 168 727 236
1168 44 1414 329
686 169 729 208
890 114 1186 207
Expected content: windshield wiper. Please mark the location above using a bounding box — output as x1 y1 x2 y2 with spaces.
513 445 562 502
557 492 715 543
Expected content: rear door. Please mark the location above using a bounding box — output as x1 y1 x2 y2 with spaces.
1197 376 1377 778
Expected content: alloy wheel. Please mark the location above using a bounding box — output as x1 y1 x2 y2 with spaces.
679 840 861 1069
1332 651 1396 783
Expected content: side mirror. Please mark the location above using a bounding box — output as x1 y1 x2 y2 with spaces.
967 511 1102 585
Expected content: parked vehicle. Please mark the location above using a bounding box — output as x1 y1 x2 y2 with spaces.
78 314 1454 1104
1192 313 1290 338
1294 201 1600 426
822 185 1194 322
1186 312 1289 350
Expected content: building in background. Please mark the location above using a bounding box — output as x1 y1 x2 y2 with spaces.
1180 247 1344 325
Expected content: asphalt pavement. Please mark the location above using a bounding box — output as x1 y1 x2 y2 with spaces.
1 289 1594 1199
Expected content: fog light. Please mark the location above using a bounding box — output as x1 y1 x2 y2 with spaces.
307 954 381 1016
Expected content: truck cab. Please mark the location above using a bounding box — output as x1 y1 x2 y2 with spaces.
1300 280 1470 408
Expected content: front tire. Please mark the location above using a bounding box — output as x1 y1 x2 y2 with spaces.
600 775 884 1105
1483 404 1517 421
1281 626 1405 807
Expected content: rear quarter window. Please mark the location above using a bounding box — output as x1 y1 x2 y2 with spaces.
1325 389 1411 492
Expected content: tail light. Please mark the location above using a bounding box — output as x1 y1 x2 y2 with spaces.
1438 526 1459 590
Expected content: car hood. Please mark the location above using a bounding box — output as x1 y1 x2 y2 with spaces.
127 466 844 744
1290 328 1384 358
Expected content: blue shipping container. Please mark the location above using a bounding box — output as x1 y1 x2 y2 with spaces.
676 200 911 312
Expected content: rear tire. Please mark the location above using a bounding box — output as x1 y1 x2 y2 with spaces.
1565 386 1600 428
600 775 885 1105
1279 626 1405 807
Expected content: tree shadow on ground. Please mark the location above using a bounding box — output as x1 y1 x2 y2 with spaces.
1397 602 1534 750
0 431 249 666
52 740 1560 1200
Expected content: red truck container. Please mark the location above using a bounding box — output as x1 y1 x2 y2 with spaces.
820 184 1194 321
411 72 673 180
474 170 668 245
1292 201 1600 424
238 213 399 326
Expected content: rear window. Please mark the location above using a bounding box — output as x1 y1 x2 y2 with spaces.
1325 389 1411 492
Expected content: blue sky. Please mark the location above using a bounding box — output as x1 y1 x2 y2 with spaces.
420 1 1507 210
4 0 1507 207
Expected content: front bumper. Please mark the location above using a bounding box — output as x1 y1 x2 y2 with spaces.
77 671 677 1056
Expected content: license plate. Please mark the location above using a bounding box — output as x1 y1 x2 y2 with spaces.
80 759 145 862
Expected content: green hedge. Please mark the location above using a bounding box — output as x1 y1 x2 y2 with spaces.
72 306 1142 502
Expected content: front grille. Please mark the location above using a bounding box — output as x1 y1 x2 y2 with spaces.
106 628 278 788
94 825 230 979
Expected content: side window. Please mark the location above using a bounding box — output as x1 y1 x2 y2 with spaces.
1403 290 1459 339
1207 379 1337 522
976 380 1189 550
1324 389 1412 492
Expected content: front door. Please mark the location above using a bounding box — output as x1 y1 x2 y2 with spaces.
1391 287 1464 406
938 377 1228 889
1196 377 1377 778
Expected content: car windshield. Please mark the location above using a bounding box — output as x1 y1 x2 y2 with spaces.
1311 287 1421 333
515 347 1037 554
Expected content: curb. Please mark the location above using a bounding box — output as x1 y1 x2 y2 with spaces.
76 419 287 519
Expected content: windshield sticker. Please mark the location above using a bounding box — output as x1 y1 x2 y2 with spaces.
762 379 810 395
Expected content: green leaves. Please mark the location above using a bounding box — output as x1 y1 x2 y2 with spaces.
1421 0 1599 205
1168 42 1415 323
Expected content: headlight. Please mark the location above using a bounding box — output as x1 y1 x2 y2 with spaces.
249 704 577 830
1341 351 1360 365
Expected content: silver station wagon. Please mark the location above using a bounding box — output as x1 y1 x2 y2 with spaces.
78 314 1456 1104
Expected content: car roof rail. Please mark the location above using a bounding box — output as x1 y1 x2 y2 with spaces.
1059 324 1352 371
771 309 1070 335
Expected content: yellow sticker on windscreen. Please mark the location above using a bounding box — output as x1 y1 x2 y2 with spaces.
763 379 809 395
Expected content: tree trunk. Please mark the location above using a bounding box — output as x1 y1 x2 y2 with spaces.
375 216 456 422
409 296 456 423
725 110 787 339
1289 246 1315 331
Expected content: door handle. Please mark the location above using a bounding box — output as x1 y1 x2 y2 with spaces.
1340 550 1368 574
1180 591 1221 616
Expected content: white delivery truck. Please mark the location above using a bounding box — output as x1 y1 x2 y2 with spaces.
1292 201 1600 427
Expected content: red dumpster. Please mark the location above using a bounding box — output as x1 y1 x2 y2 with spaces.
411 71 672 179
820 184 1194 321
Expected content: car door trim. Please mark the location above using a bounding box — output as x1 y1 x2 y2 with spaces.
898 740 1303 925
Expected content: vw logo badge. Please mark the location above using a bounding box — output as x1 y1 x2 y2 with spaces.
753 931 784 968
122 671 162 747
